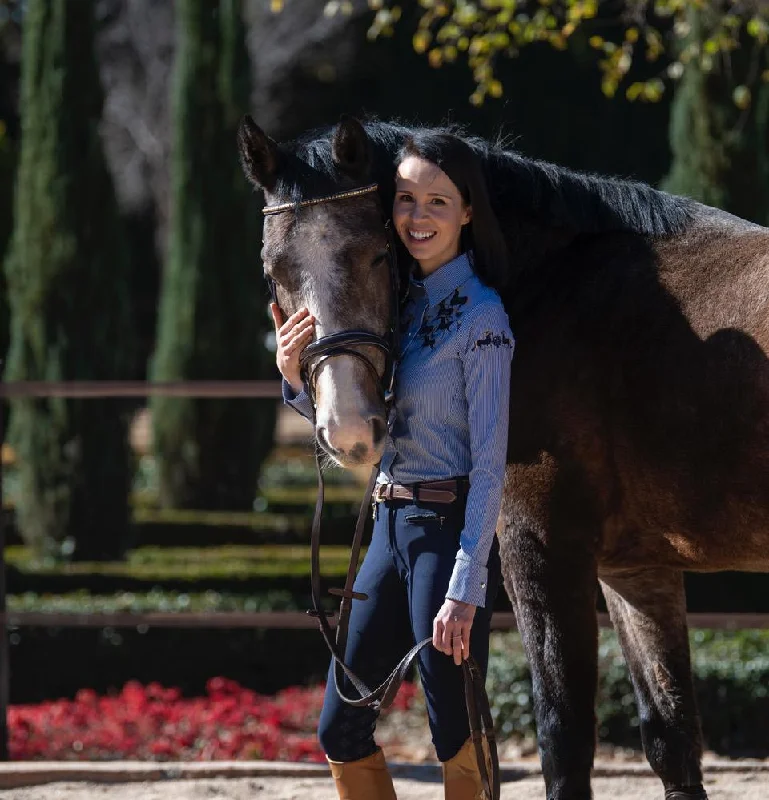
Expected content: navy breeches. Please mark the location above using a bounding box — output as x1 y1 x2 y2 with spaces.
317 496 501 763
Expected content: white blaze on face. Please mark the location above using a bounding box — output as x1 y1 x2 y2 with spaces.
294 215 384 465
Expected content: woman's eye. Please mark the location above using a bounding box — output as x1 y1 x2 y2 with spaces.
431 198 446 206
397 193 413 203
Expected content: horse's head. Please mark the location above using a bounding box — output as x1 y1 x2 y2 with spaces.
238 115 397 467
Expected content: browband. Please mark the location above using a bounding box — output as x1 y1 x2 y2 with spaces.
262 183 379 216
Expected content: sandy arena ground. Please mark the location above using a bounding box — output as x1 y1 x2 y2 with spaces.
1 765 768 800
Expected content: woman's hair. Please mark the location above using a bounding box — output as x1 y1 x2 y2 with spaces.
396 131 509 290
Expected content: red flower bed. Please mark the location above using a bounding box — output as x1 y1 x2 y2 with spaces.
9 678 419 762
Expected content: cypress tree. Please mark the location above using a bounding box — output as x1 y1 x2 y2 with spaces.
3 1 134 558
663 7 769 224
150 0 275 510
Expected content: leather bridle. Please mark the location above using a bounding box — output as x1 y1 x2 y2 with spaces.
263 184 500 800
263 183 399 413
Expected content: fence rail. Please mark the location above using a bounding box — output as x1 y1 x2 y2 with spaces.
2 611 769 630
0 380 283 399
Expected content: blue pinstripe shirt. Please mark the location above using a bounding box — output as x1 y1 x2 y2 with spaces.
284 252 514 607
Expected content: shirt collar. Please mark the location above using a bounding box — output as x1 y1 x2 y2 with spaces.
409 251 474 308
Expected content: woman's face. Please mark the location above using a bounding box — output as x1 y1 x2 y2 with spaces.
393 155 471 275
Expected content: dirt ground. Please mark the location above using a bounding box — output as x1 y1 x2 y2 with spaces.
2 771 767 800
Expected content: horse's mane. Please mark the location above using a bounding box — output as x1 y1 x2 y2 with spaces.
274 120 695 237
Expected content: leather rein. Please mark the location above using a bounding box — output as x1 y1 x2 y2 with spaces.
263 184 500 800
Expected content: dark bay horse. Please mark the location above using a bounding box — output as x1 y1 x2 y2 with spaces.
238 115 769 800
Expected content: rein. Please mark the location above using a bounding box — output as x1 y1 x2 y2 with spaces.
263 184 500 800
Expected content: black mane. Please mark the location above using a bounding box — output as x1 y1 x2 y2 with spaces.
274 120 695 237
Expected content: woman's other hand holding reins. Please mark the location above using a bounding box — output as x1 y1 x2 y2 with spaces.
433 598 477 666
271 303 315 394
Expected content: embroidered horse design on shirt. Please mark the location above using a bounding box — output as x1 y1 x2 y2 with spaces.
471 330 514 352
420 289 469 349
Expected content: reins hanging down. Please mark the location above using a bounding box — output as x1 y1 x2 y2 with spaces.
263 183 500 800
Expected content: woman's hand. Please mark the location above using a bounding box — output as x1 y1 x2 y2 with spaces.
271 303 315 394
433 599 477 666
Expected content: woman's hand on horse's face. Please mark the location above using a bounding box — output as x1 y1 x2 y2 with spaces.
433 599 476 666
271 303 315 394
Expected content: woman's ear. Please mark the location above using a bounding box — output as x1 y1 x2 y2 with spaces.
462 204 473 226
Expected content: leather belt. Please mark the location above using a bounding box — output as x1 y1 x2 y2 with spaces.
373 478 467 505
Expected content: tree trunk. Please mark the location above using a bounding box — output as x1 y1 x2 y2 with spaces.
150 0 275 510
3 0 135 559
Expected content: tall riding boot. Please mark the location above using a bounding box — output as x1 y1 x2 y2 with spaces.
328 747 397 800
442 737 487 800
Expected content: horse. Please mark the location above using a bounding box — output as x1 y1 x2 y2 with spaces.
237 114 769 800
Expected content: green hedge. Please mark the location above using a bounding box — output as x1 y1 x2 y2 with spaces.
487 629 769 756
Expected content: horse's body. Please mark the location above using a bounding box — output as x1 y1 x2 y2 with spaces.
238 116 769 800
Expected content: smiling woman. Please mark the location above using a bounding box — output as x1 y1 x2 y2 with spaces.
293 131 516 800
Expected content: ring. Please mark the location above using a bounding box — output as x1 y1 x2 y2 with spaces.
452 615 459 622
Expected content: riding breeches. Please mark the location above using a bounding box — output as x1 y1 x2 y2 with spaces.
317 496 501 763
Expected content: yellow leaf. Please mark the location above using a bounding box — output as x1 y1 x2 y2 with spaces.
413 30 431 53
428 48 443 67
489 79 503 98
270 0 284 12
589 35 604 49
733 85 751 110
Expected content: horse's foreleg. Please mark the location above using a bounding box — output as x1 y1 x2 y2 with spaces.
600 568 708 800
503 527 599 800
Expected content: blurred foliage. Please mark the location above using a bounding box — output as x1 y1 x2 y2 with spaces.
4 544 355 579
312 1 769 106
487 628 769 754
662 4 769 223
6 588 300 614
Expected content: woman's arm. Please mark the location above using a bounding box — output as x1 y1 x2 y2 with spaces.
446 301 514 607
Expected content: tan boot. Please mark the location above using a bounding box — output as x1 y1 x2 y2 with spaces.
442 737 488 800
328 748 397 800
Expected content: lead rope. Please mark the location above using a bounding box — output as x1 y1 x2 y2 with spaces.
308 453 500 800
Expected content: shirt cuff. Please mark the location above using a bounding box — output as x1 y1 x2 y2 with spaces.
446 555 490 608
281 378 313 419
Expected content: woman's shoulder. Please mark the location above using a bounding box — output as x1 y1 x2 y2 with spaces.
462 277 512 332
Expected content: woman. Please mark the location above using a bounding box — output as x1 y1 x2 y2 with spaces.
274 131 513 800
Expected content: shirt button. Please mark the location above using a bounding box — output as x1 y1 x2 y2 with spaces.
480 582 486 589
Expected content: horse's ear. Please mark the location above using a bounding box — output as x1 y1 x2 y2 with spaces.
237 115 281 192
331 115 371 179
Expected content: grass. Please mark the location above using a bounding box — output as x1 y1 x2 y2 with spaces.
6 588 301 614
4 544 358 580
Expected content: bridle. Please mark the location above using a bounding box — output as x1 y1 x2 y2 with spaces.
263 183 400 414
263 183 499 800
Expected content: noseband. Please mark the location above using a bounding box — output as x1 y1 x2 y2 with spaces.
263 183 400 414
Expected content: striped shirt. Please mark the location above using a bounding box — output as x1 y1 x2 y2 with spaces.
284 252 514 607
